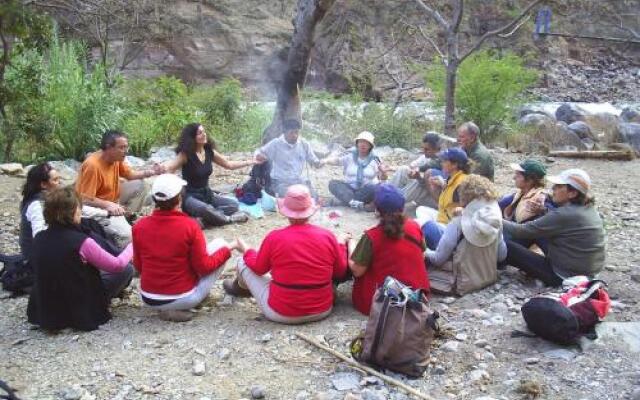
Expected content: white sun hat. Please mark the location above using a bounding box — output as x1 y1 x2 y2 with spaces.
460 199 502 247
151 174 187 201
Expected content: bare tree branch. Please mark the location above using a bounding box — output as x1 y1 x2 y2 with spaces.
459 0 543 63
451 0 464 32
416 25 446 63
498 14 531 38
413 0 449 30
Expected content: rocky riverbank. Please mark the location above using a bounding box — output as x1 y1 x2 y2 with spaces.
1 148 640 400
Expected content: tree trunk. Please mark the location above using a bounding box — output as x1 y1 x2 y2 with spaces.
261 0 336 144
443 61 457 136
443 32 459 136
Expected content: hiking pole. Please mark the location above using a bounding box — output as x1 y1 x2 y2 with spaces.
295 333 436 400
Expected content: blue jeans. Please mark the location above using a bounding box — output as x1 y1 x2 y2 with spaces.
422 221 445 251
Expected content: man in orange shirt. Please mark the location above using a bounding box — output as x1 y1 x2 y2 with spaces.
76 130 164 248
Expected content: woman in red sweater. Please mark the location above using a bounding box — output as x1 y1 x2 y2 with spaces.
350 184 430 315
132 174 241 322
223 185 349 324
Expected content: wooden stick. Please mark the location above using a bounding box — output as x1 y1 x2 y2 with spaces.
295 333 436 400
548 150 635 161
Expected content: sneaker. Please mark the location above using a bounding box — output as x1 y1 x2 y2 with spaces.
229 212 249 224
158 310 194 322
222 278 252 298
348 200 365 210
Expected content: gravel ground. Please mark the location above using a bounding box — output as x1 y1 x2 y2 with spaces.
1 149 639 400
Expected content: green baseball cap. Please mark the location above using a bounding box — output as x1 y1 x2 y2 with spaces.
509 159 546 179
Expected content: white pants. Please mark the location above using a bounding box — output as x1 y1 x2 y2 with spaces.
142 239 228 311
237 260 332 324
389 166 437 208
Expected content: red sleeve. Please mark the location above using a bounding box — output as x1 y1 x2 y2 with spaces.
242 232 274 276
190 227 231 276
332 241 348 280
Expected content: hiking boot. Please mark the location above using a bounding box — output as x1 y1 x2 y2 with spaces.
158 310 194 322
223 278 252 298
228 212 249 224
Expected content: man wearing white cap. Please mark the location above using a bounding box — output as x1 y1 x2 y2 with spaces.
326 131 387 210
132 174 242 322
503 168 606 286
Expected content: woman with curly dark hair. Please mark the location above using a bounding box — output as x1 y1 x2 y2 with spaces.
348 184 430 315
164 123 257 226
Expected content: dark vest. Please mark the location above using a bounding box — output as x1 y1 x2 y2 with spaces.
19 194 41 260
182 148 213 189
27 225 110 331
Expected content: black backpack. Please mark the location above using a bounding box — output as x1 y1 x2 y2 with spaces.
521 279 611 344
0 254 33 296
242 161 272 197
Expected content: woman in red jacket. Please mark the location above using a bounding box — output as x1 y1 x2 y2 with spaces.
223 185 349 324
132 174 242 322
350 184 430 315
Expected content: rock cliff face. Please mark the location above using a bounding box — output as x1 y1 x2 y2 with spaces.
46 0 640 101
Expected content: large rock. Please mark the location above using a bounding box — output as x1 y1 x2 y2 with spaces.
517 105 554 120
552 122 587 150
555 103 586 125
48 160 81 181
584 113 620 143
617 123 640 155
568 121 594 140
621 107 640 123
518 113 555 128
0 163 24 176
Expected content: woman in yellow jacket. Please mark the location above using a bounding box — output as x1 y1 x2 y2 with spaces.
416 147 470 250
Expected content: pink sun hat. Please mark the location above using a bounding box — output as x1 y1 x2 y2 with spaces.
277 185 318 219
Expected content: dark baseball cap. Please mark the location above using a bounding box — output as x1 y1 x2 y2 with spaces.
510 159 546 179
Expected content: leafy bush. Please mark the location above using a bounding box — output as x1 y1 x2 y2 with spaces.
191 78 243 125
347 103 424 148
424 50 538 142
36 39 123 160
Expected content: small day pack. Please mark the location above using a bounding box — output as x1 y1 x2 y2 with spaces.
351 277 439 378
0 254 33 296
521 278 611 344
428 236 498 296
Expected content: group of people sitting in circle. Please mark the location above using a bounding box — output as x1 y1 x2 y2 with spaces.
17 118 606 330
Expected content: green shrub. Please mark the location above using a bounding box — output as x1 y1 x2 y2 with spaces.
190 77 243 125
36 39 123 160
424 50 538 142
348 103 423 148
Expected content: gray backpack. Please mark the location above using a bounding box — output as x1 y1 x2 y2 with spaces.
428 235 498 296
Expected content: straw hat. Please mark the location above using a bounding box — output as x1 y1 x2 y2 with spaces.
355 131 375 147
